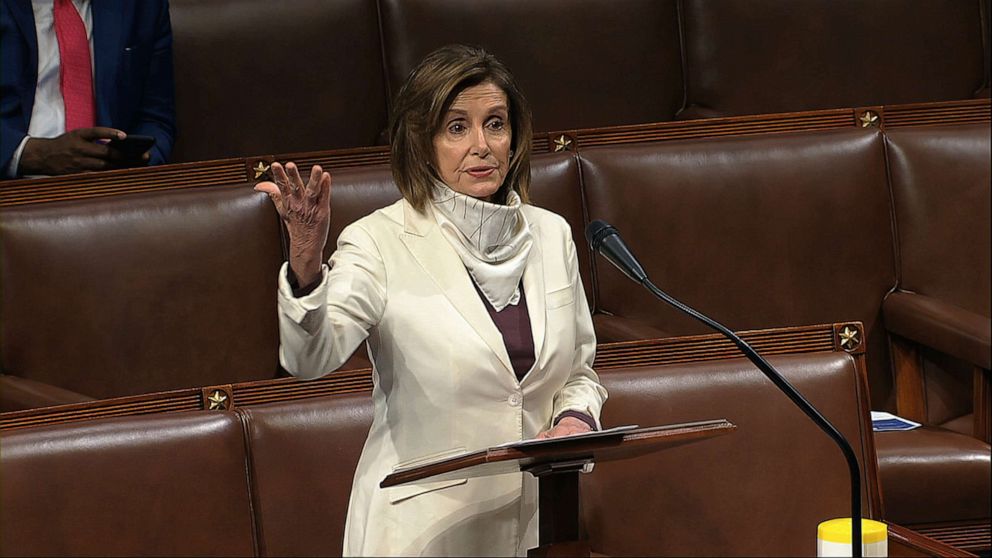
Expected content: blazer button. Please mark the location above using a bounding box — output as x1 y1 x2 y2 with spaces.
508 392 522 407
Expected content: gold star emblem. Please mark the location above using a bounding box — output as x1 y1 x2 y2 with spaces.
253 161 271 179
553 134 573 152
839 326 860 351
858 111 880 128
207 390 229 410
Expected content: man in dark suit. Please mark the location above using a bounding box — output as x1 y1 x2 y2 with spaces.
0 0 175 178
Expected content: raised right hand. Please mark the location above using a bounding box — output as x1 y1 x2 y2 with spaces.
255 162 332 286
19 127 125 175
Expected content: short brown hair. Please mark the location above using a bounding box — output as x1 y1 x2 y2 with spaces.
390 44 533 212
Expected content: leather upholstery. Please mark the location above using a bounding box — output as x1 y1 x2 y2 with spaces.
0 350 868 557
0 186 284 400
2 122 988 530
884 123 991 429
240 393 372 557
527 152 594 306
875 428 992 524
0 374 94 411
169 0 389 161
680 0 987 117
0 412 257 557
884 291 991 371
154 1 987 161
885 124 991 318
585 352 874 556
378 0 684 133
579 128 897 408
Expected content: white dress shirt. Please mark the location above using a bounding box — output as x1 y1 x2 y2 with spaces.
7 0 93 177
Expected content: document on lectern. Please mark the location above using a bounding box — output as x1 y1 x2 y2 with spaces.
382 421 734 487
493 424 640 449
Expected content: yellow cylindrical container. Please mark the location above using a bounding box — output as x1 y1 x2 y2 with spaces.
817 518 888 557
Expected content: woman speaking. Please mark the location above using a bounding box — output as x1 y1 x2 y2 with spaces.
256 45 607 557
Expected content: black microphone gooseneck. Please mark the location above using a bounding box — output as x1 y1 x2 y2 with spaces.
586 220 864 557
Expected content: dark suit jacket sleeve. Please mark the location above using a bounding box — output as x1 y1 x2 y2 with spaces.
127 0 175 166
0 2 30 174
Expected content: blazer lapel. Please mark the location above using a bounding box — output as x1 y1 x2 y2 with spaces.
91 0 125 125
8 0 38 106
399 202 514 375
521 218 546 380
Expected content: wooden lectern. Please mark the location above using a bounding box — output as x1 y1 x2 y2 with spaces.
381 419 736 557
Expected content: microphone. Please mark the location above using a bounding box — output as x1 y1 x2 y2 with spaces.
585 220 648 284
585 220 865 558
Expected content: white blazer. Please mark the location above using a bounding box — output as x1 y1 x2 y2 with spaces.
277 199 607 557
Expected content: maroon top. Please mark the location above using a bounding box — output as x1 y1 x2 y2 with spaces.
474 282 597 431
473 282 536 381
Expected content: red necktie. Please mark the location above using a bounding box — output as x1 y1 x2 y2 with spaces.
53 0 95 131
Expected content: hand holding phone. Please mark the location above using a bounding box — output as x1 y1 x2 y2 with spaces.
107 134 156 164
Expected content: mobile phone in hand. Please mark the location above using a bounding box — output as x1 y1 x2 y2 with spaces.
107 135 156 162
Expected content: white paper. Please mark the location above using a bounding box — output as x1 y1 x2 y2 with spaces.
494 424 640 449
870 411 921 432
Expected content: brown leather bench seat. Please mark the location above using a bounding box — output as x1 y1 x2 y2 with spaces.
0 411 257 556
163 0 990 162
883 123 991 440
678 0 988 118
575 125 991 528
0 349 886 557
0 186 283 407
876 427 992 526
1 125 988 530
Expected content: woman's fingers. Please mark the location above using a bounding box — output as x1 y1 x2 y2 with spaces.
286 162 305 194
270 162 292 198
306 165 322 198
254 181 279 198
257 162 330 248
317 170 332 207
254 181 286 219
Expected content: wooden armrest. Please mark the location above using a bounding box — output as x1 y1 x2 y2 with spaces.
883 291 990 370
0 374 95 412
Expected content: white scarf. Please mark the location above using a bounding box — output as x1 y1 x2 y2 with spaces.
430 182 533 311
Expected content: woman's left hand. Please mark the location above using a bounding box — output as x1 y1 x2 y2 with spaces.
535 417 593 440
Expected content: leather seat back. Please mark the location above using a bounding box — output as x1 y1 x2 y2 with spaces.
886 123 991 318
579 128 897 407
378 0 684 133
239 393 373 557
585 352 876 556
0 412 256 556
884 123 991 427
169 0 389 161
0 185 283 399
681 0 987 117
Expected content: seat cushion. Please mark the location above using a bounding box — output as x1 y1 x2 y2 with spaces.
875 427 991 524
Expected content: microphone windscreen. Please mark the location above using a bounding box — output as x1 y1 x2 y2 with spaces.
585 219 614 251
